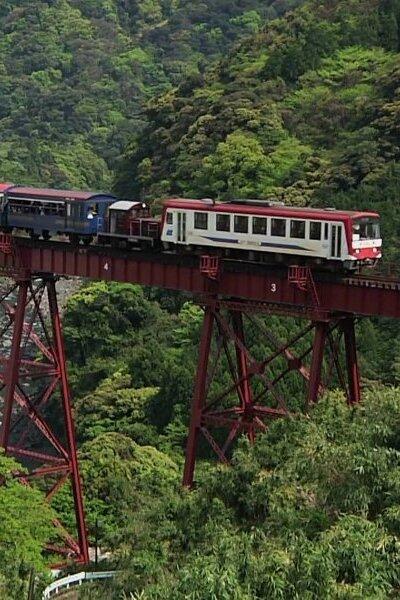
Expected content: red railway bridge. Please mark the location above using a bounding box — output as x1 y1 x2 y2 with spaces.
0 235 399 564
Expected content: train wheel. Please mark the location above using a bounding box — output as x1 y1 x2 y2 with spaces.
29 231 40 241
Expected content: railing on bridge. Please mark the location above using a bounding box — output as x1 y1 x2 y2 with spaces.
42 571 116 599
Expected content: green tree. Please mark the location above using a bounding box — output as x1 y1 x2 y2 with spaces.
0 451 54 599
76 371 159 446
80 432 179 546
0 0 290 189
110 388 400 599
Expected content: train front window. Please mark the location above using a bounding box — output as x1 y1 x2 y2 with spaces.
166 211 173 225
353 218 380 240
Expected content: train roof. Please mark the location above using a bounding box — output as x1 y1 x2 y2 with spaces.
2 184 116 202
0 183 14 193
109 200 143 211
162 199 380 221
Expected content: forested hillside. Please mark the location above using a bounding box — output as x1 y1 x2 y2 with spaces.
117 0 400 261
0 0 300 189
2 1 400 598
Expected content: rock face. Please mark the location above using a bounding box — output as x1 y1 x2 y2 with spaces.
52 277 83 314
0 276 82 316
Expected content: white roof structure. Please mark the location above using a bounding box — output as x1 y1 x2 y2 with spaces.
109 200 142 211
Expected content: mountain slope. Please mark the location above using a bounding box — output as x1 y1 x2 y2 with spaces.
0 0 301 189
116 0 400 260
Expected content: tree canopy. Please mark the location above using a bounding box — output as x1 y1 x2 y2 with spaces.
0 451 55 599
0 0 299 189
110 389 400 599
116 0 400 263
1 1 400 596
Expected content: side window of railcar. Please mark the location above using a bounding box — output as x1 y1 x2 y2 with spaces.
194 212 208 230
271 218 286 237
216 213 231 232
309 221 322 240
324 223 329 240
234 215 248 234
290 220 306 239
166 211 173 225
252 217 267 235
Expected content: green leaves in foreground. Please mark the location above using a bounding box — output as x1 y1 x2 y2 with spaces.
111 388 400 599
0 451 54 599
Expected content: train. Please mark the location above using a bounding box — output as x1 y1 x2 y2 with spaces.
0 183 382 271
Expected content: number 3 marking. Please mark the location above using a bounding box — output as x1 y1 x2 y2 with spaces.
271 283 277 293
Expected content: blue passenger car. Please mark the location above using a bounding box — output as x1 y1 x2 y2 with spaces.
0 185 116 241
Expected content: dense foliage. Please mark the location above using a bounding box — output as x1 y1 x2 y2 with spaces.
1 0 400 597
83 389 400 599
49 281 398 595
0 0 298 189
0 452 54 599
63 281 400 440
117 0 400 262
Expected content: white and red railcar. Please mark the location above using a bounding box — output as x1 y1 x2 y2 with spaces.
0 181 382 271
160 199 382 270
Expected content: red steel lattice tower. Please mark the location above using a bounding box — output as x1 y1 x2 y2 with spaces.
183 262 361 488
0 267 89 563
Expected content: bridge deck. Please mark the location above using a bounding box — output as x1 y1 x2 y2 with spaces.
1 239 399 319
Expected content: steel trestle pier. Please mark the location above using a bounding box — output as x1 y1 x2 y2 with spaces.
0 237 399 556
0 271 89 564
182 301 361 487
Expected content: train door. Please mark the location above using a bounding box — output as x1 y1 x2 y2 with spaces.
110 210 117 234
177 212 186 244
65 201 80 230
329 224 342 259
72 203 82 230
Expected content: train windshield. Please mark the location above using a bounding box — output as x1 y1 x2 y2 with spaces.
353 217 380 240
